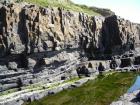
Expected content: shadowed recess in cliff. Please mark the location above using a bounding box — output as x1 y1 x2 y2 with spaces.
102 15 122 55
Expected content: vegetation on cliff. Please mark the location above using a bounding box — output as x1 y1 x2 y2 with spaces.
17 0 100 15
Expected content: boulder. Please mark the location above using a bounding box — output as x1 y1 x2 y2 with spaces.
8 62 18 70
27 58 37 69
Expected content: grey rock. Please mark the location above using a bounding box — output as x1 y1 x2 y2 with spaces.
48 87 63 95
111 90 140 105
71 79 88 88
27 58 36 69
8 62 18 70
0 0 15 4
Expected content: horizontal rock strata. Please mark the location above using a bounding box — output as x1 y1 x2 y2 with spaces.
0 2 140 105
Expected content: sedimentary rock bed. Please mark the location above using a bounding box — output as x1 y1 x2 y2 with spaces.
0 2 140 95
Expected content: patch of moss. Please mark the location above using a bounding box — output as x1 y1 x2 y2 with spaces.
0 88 18 96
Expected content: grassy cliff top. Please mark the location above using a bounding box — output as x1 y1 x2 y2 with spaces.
18 0 101 16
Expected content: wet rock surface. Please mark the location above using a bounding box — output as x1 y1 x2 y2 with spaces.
111 90 140 105
0 2 140 105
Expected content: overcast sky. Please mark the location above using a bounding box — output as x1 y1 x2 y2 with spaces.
71 0 140 23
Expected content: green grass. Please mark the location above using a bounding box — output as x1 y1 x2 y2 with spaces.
18 0 100 16
24 72 139 105
0 88 18 96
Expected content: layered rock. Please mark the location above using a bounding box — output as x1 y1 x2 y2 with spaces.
0 2 140 96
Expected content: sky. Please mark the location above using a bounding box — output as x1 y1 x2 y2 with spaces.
71 0 140 23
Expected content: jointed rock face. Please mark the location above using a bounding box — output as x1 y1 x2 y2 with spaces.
0 2 140 100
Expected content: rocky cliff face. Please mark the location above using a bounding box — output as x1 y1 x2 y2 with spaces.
0 2 140 93
0 3 140 58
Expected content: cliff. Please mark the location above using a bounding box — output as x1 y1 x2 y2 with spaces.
0 2 140 105
0 3 140 57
